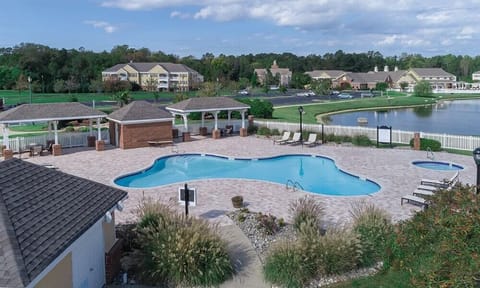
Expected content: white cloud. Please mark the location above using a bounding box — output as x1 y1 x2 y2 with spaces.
84 20 117 33
171 11 191 19
377 35 399 46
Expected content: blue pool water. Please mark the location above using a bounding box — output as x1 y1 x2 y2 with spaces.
412 161 464 171
114 154 380 196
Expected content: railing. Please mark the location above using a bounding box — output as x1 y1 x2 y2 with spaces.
255 120 480 152
0 130 110 153
174 120 245 135
426 147 435 160
286 179 304 192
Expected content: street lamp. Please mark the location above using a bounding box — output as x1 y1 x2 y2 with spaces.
27 76 32 104
473 148 480 194
298 106 304 146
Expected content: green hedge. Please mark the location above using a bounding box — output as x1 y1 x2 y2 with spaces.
409 137 441 151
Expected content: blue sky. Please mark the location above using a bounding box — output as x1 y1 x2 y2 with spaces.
1 0 479 58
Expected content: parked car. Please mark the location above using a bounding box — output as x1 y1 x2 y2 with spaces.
307 90 316 96
238 90 249 95
361 92 374 97
296 92 309 97
338 93 353 99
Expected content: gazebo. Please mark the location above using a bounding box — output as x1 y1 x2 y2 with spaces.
166 97 250 139
107 101 174 149
0 103 106 158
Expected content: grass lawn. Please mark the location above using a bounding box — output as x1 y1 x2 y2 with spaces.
328 271 413 288
9 123 48 132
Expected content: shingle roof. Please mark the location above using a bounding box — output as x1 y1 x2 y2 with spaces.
0 159 127 287
102 64 127 73
0 103 106 124
410 68 454 77
103 62 200 74
127 62 158 72
107 100 173 123
166 97 250 113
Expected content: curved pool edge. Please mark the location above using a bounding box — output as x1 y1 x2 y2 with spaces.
411 159 465 171
113 152 382 196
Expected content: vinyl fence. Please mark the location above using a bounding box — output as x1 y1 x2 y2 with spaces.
174 119 245 134
255 120 480 152
1 130 110 153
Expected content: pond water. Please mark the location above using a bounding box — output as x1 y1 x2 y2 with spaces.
323 99 480 136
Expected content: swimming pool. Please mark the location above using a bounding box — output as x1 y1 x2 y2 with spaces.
412 160 464 171
114 154 380 196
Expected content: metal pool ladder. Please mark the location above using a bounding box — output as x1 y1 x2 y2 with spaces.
426 147 435 160
286 179 304 192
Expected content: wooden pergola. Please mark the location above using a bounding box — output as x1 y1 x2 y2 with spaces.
0 103 106 157
165 97 250 138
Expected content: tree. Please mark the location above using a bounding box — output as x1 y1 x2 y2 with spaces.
15 74 29 95
279 85 287 94
198 81 221 97
414 80 433 97
53 79 66 93
375 82 388 91
310 79 332 95
113 90 131 107
250 72 258 87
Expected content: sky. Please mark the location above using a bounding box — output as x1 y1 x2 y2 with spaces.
1 0 479 58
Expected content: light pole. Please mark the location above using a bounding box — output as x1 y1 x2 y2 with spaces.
41 75 44 94
27 76 32 104
298 106 304 146
473 148 480 194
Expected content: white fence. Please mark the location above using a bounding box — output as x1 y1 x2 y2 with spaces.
255 120 480 151
1 130 110 153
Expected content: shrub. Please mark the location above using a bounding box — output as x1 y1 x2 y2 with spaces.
247 124 258 135
256 213 280 235
271 128 280 136
409 137 441 151
289 196 325 233
136 199 233 287
257 126 271 136
352 134 372 146
350 201 392 267
264 240 317 288
64 126 75 132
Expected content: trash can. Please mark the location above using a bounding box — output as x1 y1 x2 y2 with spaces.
182 132 191 142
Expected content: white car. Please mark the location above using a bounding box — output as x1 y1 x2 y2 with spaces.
238 90 249 95
296 92 310 97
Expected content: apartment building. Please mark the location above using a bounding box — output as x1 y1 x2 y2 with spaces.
102 62 204 91
254 60 292 86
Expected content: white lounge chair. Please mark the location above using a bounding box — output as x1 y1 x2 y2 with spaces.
274 131 291 145
417 184 438 191
401 194 429 209
304 133 318 147
286 132 301 145
420 171 459 188
412 189 434 197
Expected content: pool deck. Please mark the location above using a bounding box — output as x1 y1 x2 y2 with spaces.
24 135 476 226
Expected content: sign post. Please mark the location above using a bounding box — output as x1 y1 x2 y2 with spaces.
377 125 392 148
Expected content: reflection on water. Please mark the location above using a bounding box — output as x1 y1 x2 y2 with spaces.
326 99 480 136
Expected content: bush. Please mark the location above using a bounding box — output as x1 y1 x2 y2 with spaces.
257 126 271 136
136 199 233 287
264 240 317 288
409 137 441 151
350 201 392 267
352 135 372 146
289 196 325 233
247 124 258 135
256 213 280 235
271 128 281 136
64 126 75 132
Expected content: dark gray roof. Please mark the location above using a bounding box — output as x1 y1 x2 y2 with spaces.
127 62 158 72
0 159 127 287
102 64 127 73
411 68 454 77
166 97 250 113
107 100 173 123
0 103 106 124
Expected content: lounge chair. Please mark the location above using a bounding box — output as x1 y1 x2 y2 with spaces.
417 184 438 191
412 189 434 197
420 171 459 188
304 133 318 147
286 132 302 145
274 131 291 145
401 194 429 209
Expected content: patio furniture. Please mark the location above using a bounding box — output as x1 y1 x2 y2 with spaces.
412 189 434 197
420 171 459 188
273 131 291 145
401 194 429 209
304 133 318 147
286 132 302 145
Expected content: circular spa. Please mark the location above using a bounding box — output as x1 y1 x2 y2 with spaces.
114 154 381 196
412 160 464 171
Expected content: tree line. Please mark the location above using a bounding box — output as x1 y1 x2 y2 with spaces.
1 43 480 93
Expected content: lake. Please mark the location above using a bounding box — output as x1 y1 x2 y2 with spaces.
323 99 480 136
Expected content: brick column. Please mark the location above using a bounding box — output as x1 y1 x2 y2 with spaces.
52 144 62 156
3 149 13 160
413 132 421 150
96 140 105 151
240 128 248 137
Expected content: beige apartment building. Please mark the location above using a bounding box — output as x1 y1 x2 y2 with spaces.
254 60 292 86
102 62 204 91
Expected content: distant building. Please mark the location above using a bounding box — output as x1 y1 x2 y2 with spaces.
472 71 480 81
254 60 292 86
102 62 203 91
305 70 346 82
